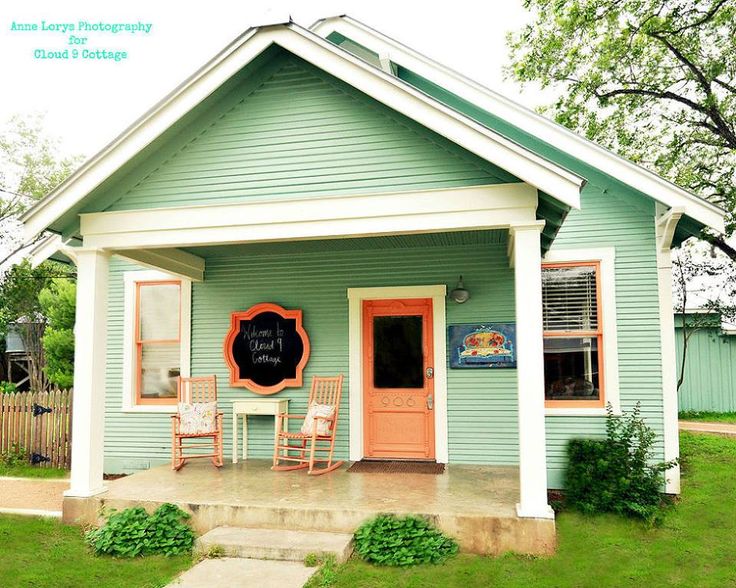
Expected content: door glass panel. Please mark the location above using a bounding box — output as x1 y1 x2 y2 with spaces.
373 315 423 388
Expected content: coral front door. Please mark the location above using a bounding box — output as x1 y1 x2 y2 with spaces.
363 298 435 460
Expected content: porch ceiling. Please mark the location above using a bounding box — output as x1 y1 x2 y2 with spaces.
179 229 508 259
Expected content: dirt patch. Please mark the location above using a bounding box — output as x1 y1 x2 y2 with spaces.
0 478 69 512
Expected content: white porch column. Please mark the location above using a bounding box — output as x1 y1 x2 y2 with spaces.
510 221 555 519
65 248 110 498
655 204 684 494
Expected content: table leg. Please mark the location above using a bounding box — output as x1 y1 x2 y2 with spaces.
242 415 248 461
232 410 238 464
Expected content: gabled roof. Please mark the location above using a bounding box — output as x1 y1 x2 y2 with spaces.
310 15 726 236
21 20 584 243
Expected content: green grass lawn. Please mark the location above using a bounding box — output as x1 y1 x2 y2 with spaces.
679 410 736 424
0 463 69 478
312 432 736 588
0 515 192 588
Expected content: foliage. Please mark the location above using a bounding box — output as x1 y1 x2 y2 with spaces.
0 259 75 391
565 404 678 521
85 503 195 558
316 433 736 588
0 381 17 394
672 240 736 388
0 113 83 252
0 514 191 588
507 0 736 245
38 278 76 388
304 555 339 588
679 410 736 423
353 514 458 566
1 443 27 468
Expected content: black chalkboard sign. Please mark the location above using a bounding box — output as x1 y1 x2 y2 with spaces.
224 303 310 394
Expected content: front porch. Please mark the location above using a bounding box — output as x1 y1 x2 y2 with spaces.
63 459 555 555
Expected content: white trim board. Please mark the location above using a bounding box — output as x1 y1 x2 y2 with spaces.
22 22 582 243
311 15 725 234
346 285 448 463
79 184 538 250
121 269 191 413
542 247 621 417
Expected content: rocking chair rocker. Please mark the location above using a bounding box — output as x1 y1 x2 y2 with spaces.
171 375 224 471
272 375 344 475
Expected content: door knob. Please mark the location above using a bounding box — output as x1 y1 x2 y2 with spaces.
426 367 434 379
427 394 434 410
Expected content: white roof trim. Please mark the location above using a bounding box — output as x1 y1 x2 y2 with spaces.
311 15 726 234
21 22 584 243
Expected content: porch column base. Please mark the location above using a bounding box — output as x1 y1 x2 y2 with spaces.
516 502 555 520
63 485 108 499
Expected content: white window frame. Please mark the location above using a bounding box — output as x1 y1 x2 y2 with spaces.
541 248 621 416
122 270 191 413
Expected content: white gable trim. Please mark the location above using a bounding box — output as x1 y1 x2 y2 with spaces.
311 16 725 234
22 23 582 242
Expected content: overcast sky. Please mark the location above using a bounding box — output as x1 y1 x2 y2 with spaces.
0 0 542 159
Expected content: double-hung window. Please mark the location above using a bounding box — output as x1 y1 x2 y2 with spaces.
135 281 181 405
542 261 605 408
123 270 191 411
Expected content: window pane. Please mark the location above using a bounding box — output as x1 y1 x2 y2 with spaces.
542 266 598 332
544 337 600 401
140 343 180 398
139 283 180 341
373 315 423 388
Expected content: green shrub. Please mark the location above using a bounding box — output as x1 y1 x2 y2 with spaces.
0 381 17 394
1 443 27 467
85 503 195 557
353 514 458 566
566 403 677 521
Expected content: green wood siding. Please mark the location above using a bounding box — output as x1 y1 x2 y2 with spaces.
103 231 520 473
676 324 736 412
93 53 516 214
368 58 667 489
545 192 663 488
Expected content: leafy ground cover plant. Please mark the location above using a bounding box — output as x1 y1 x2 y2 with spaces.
566 403 677 521
86 503 195 557
353 514 458 566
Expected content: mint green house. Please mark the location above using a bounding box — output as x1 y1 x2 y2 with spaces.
21 16 724 527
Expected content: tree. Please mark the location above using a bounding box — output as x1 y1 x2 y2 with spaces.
0 113 83 253
0 260 75 391
507 0 736 253
38 278 76 389
672 241 736 389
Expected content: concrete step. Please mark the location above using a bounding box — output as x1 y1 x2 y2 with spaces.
195 526 354 563
168 558 317 588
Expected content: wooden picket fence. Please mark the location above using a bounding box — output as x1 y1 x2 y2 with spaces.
0 389 73 469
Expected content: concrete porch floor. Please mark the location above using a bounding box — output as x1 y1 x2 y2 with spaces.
64 460 555 555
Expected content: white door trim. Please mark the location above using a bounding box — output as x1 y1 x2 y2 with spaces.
347 285 448 463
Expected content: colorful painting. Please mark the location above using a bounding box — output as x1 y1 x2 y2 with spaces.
448 323 516 368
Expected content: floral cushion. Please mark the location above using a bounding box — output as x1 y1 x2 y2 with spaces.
178 401 217 435
300 403 335 436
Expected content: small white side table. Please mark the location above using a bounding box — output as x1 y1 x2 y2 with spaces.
232 398 290 463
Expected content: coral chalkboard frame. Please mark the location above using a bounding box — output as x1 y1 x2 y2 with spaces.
223 303 310 395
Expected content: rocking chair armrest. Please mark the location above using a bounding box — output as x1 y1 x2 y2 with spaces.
313 415 336 422
279 414 308 419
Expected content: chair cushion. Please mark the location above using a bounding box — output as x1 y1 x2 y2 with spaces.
178 401 217 435
300 403 335 436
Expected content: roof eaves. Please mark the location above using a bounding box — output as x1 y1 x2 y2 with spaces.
312 15 725 234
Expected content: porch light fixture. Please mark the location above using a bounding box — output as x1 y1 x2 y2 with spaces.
450 276 470 304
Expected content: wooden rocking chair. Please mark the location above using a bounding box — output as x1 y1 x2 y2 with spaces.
171 375 224 471
272 375 344 475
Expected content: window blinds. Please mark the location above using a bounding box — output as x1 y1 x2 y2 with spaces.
542 265 598 332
